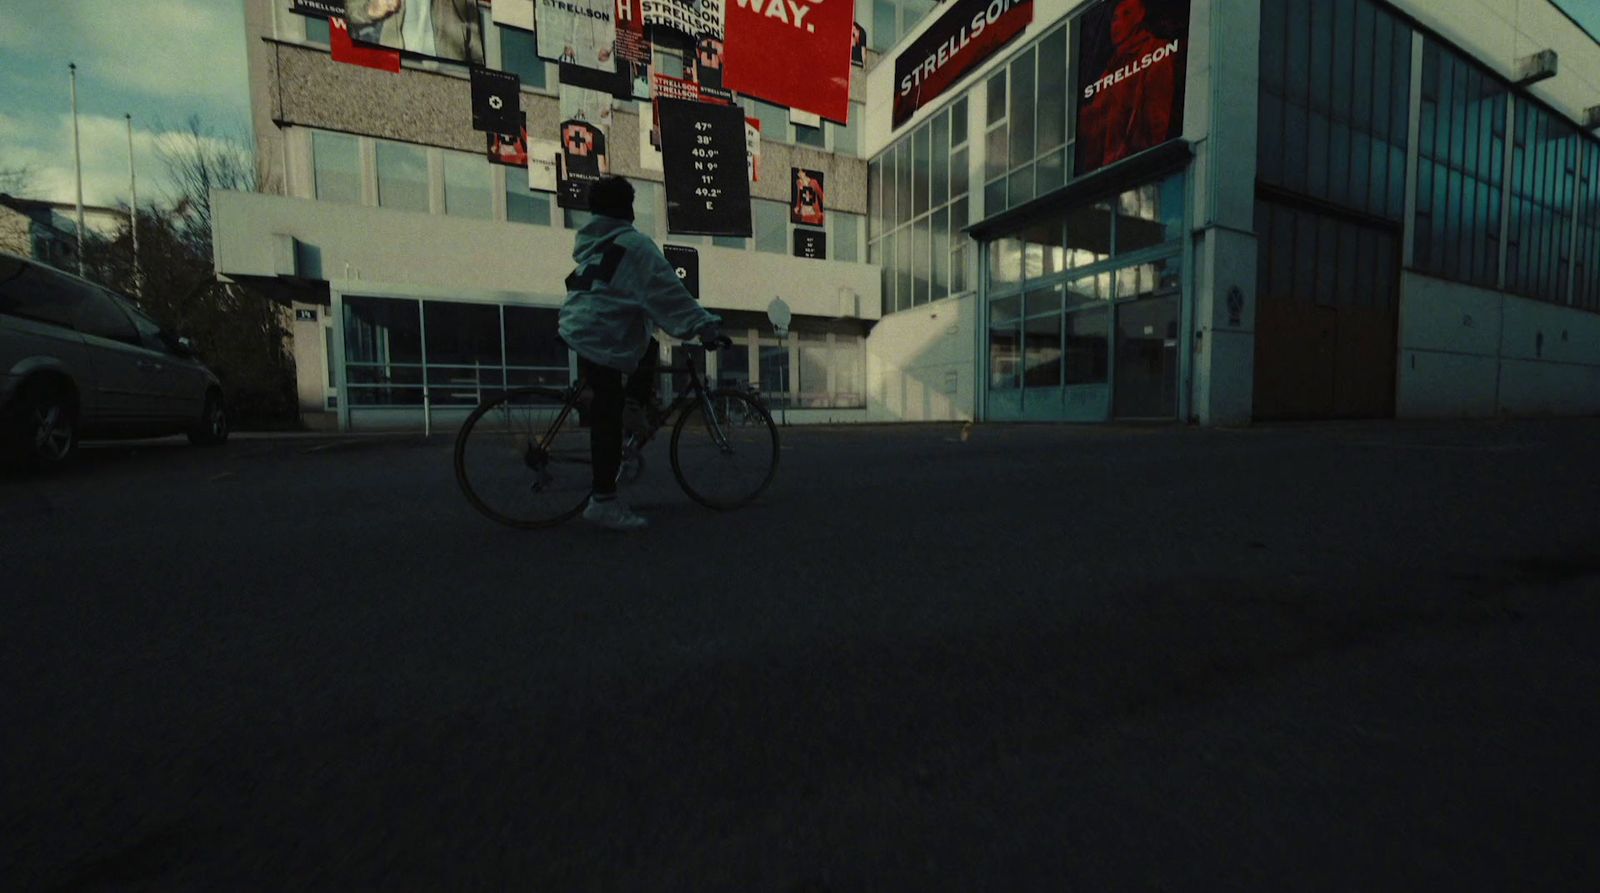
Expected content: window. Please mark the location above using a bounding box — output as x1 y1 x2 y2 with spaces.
745 99 788 145
423 300 503 404
76 287 139 345
376 141 429 212
871 93 973 313
794 122 826 149
443 152 491 219
754 200 788 254
304 16 330 45
630 179 661 241
313 131 360 204
1412 38 1508 289
503 305 568 387
835 212 860 263
716 338 751 388
1577 141 1600 312
505 166 552 225
0 264 85 329
1258 0 1412 220
499 26 547 89
344 296 424 405
1505 100 1579 304
759 341 791 408
832 104 863 157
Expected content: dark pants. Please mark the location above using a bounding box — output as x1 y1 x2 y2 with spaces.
578 345 659 496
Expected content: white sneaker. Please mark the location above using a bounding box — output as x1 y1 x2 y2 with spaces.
582 496 648 531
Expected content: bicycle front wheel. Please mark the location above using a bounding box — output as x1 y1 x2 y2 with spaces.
670 389 780 510
455 387 592 528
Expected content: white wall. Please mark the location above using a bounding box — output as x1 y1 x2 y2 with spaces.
866 293 978 421
212 190 881 322
1398 271 1600 418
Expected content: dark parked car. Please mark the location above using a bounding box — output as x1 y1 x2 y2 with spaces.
1 251 227 468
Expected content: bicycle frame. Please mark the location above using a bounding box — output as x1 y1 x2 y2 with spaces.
530 347 735 457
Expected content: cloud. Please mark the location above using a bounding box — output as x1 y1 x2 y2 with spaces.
23 1 248 107
4 113 244 209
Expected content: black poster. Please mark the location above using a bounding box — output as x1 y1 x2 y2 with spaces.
559 62 635 101
1075 0 1190 175
659 99 752 237
663 245 701 301
790 168 825 226
852 22 866 67
793 229 826 260
290 0 344 18
471 68 522 133
892 0 1033 127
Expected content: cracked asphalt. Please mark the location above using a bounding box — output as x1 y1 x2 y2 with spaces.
3 418 1599 890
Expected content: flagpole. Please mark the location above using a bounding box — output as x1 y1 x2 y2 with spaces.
70 63 86 276
126 113 140 295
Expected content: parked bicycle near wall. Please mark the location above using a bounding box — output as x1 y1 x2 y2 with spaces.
454 341 779 529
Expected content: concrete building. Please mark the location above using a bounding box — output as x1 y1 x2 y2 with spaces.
213 0 1600 430
865 0 1600 423
1 196 126 272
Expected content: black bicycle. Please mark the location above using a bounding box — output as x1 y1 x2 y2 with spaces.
454 341 780 528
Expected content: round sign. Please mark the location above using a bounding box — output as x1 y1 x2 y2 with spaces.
766 297 792 331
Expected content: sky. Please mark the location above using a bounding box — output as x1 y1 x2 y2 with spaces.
0 1 251 210
0 0 1597 210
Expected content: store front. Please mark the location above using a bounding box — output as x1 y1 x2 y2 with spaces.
980 170 1188 422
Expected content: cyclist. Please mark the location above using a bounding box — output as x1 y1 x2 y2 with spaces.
558 176 724 531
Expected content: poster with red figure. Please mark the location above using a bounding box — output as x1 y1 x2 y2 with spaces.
1074 0 1190 175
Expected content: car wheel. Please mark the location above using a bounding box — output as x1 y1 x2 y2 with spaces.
189 391 229 446
10 380 78 469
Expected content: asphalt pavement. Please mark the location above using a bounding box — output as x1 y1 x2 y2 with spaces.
3 418 1599 890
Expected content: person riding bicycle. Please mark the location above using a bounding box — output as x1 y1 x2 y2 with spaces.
558 176 725 531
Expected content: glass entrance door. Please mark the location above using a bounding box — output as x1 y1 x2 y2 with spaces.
1113 295 1180 418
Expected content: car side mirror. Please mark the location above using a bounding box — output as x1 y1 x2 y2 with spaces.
175 336 199 358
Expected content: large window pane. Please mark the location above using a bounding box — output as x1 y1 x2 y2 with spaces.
377 141 429 212
951 146 970 198
895 139 912 226
913 217 930 305
423 300 501 367
931 208 949 298
794 122 826 149
1037 28 1067 153
833 103 863 156
895 224 912 311
1024 312 1062 388
444 152 490 219
798 334 830 407
931 110 950 207
1064 307 1109 384
755 199 787 254
914 124 931 216
500 27 547 88
835 212 860 263
313 131 360 204
989 237 1024 292
989 295 1021 389
503 305 567 369
1065 201 1113 268
716 338 751 389
345 296 423 405
631 179 661 241
759 342 791 408
1009 48 1036 166
505 166 552 225
868 157 883 238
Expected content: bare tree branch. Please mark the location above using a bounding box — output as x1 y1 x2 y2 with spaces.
0 165 33 195
154 115 259 252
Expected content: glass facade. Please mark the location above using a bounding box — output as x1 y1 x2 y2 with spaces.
1505 100 1580 304
443 151 492 219
1578 143 1600 312
982 26 1070 217
986 173 1185 420
342 296 569 414
868 0 938 52
1258 0 1411 221
1414 39 1508 288
869 96 972 313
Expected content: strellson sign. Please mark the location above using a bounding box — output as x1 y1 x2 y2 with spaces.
892 0 1033 128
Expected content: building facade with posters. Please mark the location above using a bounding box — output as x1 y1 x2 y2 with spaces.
215 0 884 431
863 0 1600 424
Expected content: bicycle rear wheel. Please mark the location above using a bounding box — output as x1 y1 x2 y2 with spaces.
670 389 779 510
455 387 592 528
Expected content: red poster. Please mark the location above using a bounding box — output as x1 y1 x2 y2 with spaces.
330 16 400 73
615 0 650 64
723 0 855 124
